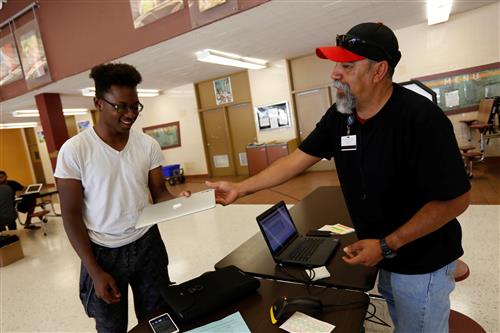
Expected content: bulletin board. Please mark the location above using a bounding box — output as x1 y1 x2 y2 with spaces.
414 62 500 115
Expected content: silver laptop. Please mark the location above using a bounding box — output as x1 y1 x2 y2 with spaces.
24 184 43 195
136 189 216 229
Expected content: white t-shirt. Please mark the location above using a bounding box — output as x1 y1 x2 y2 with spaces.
54 128 165 248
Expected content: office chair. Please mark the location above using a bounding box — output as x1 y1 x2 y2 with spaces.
16 193 50 236
459 98 500 178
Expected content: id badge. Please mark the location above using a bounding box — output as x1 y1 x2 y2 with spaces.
341 135 356 151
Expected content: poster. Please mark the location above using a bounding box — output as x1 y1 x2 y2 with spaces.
14 19 51 89
130 0 184 28
198 0 226 12
0 34 23 86
213 77 233 105
255 101 291 131
77 120 91 132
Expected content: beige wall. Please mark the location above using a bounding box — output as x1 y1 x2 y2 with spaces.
394 2 499 82
248 59 297 143
0 129 34 186
134 84 208 176
395 2 500 156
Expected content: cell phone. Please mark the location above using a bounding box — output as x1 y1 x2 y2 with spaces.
306 230 332 237
148 313 179 333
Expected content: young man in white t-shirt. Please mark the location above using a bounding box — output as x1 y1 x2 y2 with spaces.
55 63 187 332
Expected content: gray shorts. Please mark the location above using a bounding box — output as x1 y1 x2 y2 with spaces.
79 225 170 333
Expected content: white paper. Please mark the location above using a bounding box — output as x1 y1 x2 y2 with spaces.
444 90 459 107
213 154 229 168
279 311 335 333
185 312 250 333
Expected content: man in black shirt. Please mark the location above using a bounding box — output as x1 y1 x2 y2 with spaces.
206 22 470 332
0 171 23 230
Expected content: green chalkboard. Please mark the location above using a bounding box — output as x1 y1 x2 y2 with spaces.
414 62 500 115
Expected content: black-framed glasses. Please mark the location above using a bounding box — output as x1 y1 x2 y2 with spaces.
100 97 144 114
336 34 392 62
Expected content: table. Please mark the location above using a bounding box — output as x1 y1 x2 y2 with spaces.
215 186 378 291
129 278 369 333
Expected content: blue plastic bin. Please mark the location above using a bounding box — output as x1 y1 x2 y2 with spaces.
162 164 180 177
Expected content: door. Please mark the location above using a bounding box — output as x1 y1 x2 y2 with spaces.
227 103 257 176
294 87 336 171
200 108 235 177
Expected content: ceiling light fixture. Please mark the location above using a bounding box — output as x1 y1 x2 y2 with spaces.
81 87 160 97
12 108 89 118
196 49 267 70
427 0 453 25
0 122 38 129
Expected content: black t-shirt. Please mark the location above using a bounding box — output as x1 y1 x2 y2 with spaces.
299 83 470 274
6 180 23 193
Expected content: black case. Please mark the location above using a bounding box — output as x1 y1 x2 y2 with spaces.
160 265 260 323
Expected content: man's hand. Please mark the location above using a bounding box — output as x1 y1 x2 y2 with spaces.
205 181 240 206
342 239 383 266
92 271 121 304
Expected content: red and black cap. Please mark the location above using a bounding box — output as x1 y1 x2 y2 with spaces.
316 22 401 68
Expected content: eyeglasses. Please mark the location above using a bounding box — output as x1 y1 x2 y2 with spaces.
100 97 144 114
336 34 392 62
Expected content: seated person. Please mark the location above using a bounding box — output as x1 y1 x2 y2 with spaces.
0 184 18 231
0 170 40 230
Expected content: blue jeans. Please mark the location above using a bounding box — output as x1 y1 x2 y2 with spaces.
378 261 456 333
79 226 170 333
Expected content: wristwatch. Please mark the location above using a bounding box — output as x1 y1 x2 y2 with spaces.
380 238 397 259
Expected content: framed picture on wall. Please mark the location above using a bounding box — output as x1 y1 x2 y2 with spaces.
77 120 91 132
0 33 23 86
129 0 184 29
255 101 291 131
213 76 233 105
143 121 181 150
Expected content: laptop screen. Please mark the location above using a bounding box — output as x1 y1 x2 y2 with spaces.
257 202 297 255
24 184 42 194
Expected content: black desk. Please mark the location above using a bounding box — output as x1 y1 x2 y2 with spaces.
215 187 378 291
129 279 369 333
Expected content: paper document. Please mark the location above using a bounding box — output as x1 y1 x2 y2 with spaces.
319 223 355 235
279 311 335 333
184 312 250 333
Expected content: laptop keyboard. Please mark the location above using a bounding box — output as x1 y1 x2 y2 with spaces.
289 238 325 261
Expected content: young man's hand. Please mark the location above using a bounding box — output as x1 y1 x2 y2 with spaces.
92 271 121 304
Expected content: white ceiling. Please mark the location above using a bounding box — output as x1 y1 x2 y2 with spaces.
0 0 495 124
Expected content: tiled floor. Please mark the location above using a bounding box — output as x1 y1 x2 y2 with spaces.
1 158 499 332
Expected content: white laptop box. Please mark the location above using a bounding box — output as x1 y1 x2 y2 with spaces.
136 189 216 229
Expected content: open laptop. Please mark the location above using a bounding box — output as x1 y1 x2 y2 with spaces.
136 189 216 229
23 184 43 195
256 201 339 267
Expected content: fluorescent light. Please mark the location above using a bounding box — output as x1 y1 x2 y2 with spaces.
12 108 89 117
427 0 452 25
196 49 267 70
0 122 38 129
81 87 160 97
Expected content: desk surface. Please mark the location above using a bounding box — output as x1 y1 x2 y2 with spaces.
215 186 378 291
129 278 369 333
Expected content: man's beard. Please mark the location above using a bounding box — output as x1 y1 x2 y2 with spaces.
332 80 356 115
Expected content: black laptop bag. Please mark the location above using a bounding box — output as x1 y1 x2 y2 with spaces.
160 265 260 322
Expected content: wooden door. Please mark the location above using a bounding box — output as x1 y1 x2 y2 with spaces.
227 103 256 176
200 108 235 177
294 87 336 171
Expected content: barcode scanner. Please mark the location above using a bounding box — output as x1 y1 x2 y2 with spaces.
270 296 323 324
